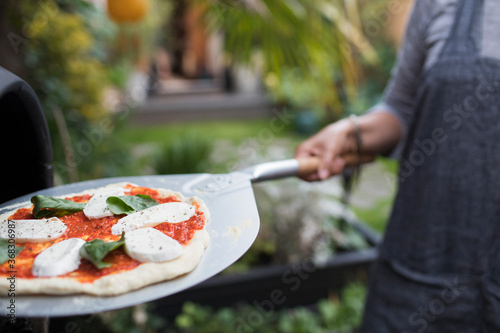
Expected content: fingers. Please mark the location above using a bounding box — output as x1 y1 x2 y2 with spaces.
317 142 347 179
295 140 319 159
295 120 353 181
294 139 342 181
318 148 333 180
294 138 322 181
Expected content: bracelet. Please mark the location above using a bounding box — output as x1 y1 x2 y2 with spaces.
349 114 362 154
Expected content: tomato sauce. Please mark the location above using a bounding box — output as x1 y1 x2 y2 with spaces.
0 185 206 282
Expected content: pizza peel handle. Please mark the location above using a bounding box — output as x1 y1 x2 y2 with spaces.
245 154 374 183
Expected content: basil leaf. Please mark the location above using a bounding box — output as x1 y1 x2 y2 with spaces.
31 195 86 218
0 238 24 265
106 195 158 215
80 233 126 269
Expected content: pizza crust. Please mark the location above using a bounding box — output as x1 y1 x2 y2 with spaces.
2 230 209 296
0 183 210 296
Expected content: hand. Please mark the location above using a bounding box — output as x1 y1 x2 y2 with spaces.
294 118 356 181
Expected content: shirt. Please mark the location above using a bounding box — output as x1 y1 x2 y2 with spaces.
371 0 500 156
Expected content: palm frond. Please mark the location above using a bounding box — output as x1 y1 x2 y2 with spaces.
199 0 380 118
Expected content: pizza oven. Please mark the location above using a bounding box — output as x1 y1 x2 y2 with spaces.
0 67 53 204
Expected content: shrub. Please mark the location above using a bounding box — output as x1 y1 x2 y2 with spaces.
172 282 367 333
154 133 213 175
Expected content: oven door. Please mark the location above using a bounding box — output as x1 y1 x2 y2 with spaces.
0 67 53 204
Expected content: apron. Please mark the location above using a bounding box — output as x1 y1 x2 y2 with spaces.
360 0 500 331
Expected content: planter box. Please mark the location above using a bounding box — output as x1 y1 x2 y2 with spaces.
153 219 380 319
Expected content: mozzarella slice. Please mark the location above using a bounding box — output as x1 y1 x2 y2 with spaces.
0 218 67 243
83 187 125 219
111 202 195 235
124 228 183 262
32 238 86 277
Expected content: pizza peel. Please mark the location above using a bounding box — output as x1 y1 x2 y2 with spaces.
0 155 372 317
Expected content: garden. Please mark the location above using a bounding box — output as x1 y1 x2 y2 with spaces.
0 0 409 331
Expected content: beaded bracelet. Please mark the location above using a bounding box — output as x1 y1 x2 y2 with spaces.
349 114 362 154
342 115 362 206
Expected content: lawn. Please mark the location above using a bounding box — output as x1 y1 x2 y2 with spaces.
111 117 305 175
351 157 398 234
115 118 301 146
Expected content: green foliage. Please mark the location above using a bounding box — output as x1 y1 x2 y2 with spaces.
8 0 138 183
20 0 109 121
250 177 369 266
351 157 397 233
204 0 376 73
170 282 367 332
52 304 166 333
264 69 331 113
45 114 136 183
107 61 134 89
75 119 137 181
203 0 383 120
351 197 392 234
115 119 289 145
101 304 166 333
9 0 174 184
202 0 402 122
328 217 370 252
154 133 213 175
278 308 323 333
318 282 367 330
174 302 272 332
51 281 366 332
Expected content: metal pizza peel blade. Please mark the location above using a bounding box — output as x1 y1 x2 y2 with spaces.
0 156 371 317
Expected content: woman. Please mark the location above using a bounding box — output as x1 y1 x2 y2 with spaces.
295 0 500 331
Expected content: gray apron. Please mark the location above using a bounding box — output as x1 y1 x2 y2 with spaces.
360 0 500 331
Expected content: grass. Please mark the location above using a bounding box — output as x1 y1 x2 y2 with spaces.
113 117 306 175
115 118 299 145
352 196 394 234
351 157 398 234
378 156 399 174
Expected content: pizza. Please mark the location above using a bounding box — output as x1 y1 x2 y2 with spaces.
0 183 210 296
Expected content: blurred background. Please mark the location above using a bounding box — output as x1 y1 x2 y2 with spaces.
1 0 411 331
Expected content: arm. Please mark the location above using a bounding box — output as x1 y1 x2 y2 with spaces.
295 0 434 181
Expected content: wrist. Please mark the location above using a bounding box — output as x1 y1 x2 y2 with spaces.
330 117 359 153
331 117 354 135
348 115 362 154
